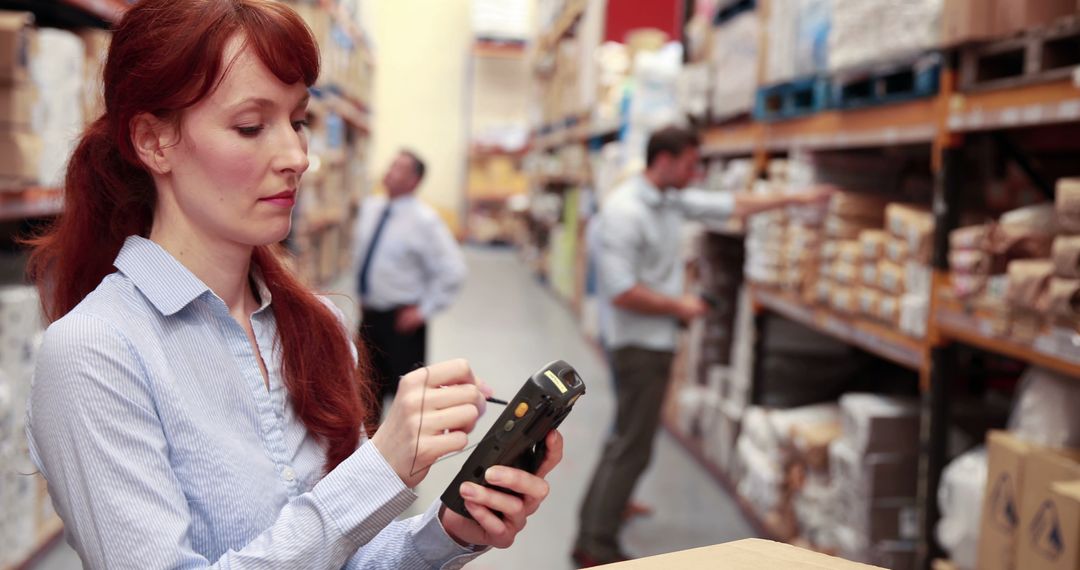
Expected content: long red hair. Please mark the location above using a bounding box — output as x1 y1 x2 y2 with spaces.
26 0 371 473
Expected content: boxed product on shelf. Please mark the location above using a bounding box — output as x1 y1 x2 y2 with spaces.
1053 235 1080 279
1016 447 1080 570
978 431 1034 570
993 0 1077 38
942 0 995 45
1047 277 1080 323
0 11 33 85
878 261 905 295
899 294 929 338
1059 178 1080 234
876 295 900 324
0 82 34 127
997 203 1058 259
829 285 857 314
859 230 888 260
1005 259 1055 311
0 130 39 182
951 224 991 251
839 393 920 455
1047 481 1080 570
886 203 934 264
830 439 919 500
885 237 909 265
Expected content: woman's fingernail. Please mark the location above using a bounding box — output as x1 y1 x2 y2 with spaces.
460 483 475 498
485 467 503 484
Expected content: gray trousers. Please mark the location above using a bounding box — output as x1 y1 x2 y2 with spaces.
575 346 674 560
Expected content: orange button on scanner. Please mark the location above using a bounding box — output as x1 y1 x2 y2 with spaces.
514 402 529 418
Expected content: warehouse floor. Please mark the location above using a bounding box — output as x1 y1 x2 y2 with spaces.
32 247 755 570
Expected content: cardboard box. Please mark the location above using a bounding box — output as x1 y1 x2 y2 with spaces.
978 431 1035 570
1017 448 1080 570
0 82 33 127
0 129 39 181
0 11 32 85
597 539 885 569
994 0 1074 37
1043 480 1080 570
943 0 996 45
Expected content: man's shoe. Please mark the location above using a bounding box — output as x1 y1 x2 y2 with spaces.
571 549 630 568
621 501 654 521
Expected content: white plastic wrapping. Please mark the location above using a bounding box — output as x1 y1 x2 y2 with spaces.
1008 366 1080 448
936 447 988 570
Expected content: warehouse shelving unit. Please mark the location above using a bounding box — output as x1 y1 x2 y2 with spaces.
524 2 1080 568
690 51 1080 570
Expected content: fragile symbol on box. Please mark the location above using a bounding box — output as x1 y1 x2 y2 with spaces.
1029 500 1064 561
990 473 1019 532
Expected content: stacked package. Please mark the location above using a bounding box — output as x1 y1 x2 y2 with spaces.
709 9 759 120
733 403 843 541
745 157 828 297
992 203 1058 339
828 394 921 570
828 0 943 72
0 12 40 185
0 286 49 568
815 193 888 316
884 204 935 338
1050 178 1080 330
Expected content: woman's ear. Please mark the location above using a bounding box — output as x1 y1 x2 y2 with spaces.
130 113 175 175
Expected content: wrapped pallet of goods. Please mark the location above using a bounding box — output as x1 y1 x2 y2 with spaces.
828 0 943 72
709 8 759 120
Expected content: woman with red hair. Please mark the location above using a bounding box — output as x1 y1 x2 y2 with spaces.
24 1 561 568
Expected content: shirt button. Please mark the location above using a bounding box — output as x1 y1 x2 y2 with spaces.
282 466 296 482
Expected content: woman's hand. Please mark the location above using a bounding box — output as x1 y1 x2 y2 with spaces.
440 430 564 549
370 359 485 488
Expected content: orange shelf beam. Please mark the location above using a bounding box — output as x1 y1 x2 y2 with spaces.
934 295 1080 379
949 79 1080 132
752 286 927 372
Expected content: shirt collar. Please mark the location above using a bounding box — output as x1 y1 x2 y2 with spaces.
635 175 664 207
113 235 273 317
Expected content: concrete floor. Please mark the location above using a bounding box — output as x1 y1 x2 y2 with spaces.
32 246 754 569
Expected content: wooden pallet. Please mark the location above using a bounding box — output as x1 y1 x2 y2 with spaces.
959 16 1080 92
754 77 831 122
832 53 942 110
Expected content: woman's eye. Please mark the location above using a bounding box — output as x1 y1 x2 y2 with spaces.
236 125 264 137
291 119 310 132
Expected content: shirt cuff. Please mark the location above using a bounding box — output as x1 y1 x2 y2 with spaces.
312 440 417 545
410 500 490 568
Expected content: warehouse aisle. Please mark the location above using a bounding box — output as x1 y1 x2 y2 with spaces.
32 246 754 570
409 246 756 569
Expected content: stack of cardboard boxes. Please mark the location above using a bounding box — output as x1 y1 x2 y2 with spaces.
0 12 38 185
978 431 1080 570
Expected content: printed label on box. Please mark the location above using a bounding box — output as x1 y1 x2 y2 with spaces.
1029 500 1064 562
992 473 1021 532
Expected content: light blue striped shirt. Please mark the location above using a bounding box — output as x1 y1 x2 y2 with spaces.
26 236 482 569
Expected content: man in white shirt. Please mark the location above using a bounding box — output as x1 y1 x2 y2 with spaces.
572 127 831 567
354 150 467 411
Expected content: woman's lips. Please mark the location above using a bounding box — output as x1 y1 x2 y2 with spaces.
261 190 296 207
